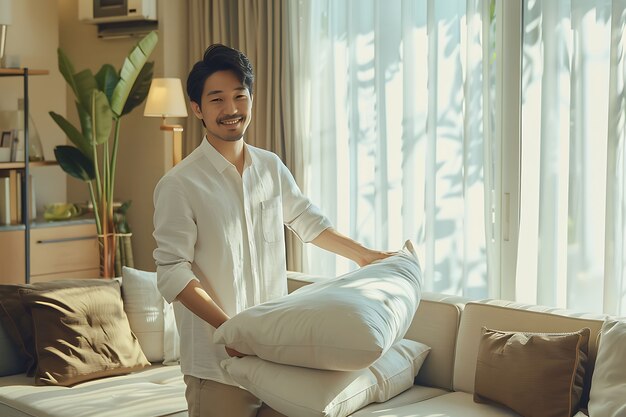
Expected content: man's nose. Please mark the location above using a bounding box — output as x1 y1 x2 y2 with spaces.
224 99 238 114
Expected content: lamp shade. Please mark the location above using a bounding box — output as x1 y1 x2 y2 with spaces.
0 0 12 26
144 78 188 118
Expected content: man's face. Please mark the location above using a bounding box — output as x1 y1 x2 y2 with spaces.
191 70 253 143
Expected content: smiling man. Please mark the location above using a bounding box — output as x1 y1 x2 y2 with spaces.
152 44 393 417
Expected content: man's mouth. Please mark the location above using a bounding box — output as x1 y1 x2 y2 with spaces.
220 116 244 126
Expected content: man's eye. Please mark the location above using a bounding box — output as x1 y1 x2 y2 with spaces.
237 95 247 99
210 98 222 103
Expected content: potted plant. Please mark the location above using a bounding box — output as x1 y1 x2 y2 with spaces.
49 31 158 278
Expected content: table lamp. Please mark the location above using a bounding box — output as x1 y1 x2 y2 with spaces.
0 0 12 67
144 78 188 166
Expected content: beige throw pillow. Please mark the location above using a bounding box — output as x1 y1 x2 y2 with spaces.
474 327 590 417
19 279 150 386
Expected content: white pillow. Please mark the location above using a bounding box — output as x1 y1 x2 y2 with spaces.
222 339 430 417
214 240 422 371
588 319 626 417
121 267 180 365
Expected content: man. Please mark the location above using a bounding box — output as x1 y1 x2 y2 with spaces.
153 44 393 417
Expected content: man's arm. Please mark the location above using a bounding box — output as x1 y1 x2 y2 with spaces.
312 228 395 267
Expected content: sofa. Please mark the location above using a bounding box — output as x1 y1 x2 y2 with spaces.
0 270 618 417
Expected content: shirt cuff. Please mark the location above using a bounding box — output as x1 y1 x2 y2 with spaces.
287 203 333 243
157 262 198 303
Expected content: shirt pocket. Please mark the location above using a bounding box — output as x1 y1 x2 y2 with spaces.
261 196 283 243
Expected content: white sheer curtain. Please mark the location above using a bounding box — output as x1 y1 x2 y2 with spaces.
291 0 497 297
517 0 626 315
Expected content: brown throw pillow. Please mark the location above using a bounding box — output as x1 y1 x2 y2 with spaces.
0 284 38 375
474 327 590 417
19 279 150 386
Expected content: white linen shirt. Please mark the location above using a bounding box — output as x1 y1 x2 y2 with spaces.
153 138 332 385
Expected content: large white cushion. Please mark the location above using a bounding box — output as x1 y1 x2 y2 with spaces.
588 319 626 417
221 339 430 417
214 241 422 371
121 267 180 365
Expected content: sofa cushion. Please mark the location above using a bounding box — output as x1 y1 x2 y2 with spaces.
351 384 448 416
362 391 520 416
121 267 180 365
222 339 429 417
215 241 422 371
19 279 150 386
0 365 186 417
474 327 590 417
588 319 626 416
453 301 604 405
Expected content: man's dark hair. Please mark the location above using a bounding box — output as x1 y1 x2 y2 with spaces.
186 44 254 106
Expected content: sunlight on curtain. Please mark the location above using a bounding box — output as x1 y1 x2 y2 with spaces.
295 0 496 298
517 0 626 315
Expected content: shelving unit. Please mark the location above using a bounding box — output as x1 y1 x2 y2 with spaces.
0 68 48 282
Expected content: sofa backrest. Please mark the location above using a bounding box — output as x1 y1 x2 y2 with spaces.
406 292 465 390
453 300 605 399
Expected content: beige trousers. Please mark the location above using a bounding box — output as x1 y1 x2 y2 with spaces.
184 375 286 417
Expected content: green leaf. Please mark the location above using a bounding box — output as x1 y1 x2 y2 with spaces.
122 61 154 115
111 31 158 116
57 48 79 100
74 69 99 113
54 146 95 181
95 64 120 103
75 101 93 157
91 90 113 145
49 111 92 159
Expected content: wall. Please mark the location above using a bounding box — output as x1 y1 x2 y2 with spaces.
58 0 188 271
0 0 66 213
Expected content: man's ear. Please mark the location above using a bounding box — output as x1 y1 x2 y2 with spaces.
190 101 203 120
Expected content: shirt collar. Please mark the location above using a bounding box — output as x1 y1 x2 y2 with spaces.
200 136 254 174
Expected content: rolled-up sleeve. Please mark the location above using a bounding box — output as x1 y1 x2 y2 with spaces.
153 175 199 303
278 159 333 242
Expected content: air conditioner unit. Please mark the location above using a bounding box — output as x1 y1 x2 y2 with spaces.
78 0 157 24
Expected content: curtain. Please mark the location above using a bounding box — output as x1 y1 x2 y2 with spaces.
517 0 626 315
186 0 304 270
292 0 497 297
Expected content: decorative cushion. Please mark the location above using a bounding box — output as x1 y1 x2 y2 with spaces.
19 279 150 386
0 320 26 376
588 319 626 416
214 240 422 371
0 283 45 375
222 339 430 417
474 327 590 417
121 267 180 364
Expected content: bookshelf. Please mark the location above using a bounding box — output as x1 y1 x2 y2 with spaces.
0 68 48 282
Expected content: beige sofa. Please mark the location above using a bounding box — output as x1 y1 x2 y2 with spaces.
0 272 605 417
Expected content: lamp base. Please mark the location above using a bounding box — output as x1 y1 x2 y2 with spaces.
160 123 184 166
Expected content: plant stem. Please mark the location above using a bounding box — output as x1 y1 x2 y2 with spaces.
91 92 102 209
109 118 121 210
88 181 102 235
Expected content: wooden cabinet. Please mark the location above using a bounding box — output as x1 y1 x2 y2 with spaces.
0 221 100 284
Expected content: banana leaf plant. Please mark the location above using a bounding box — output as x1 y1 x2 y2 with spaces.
50 31 158 278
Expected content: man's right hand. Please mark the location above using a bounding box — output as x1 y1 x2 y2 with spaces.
225 346 247 357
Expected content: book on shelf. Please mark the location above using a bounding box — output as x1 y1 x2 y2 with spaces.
0 171 36 225
0 177 9 225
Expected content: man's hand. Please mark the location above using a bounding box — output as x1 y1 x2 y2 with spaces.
225 346 247 357
358 249 397 267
